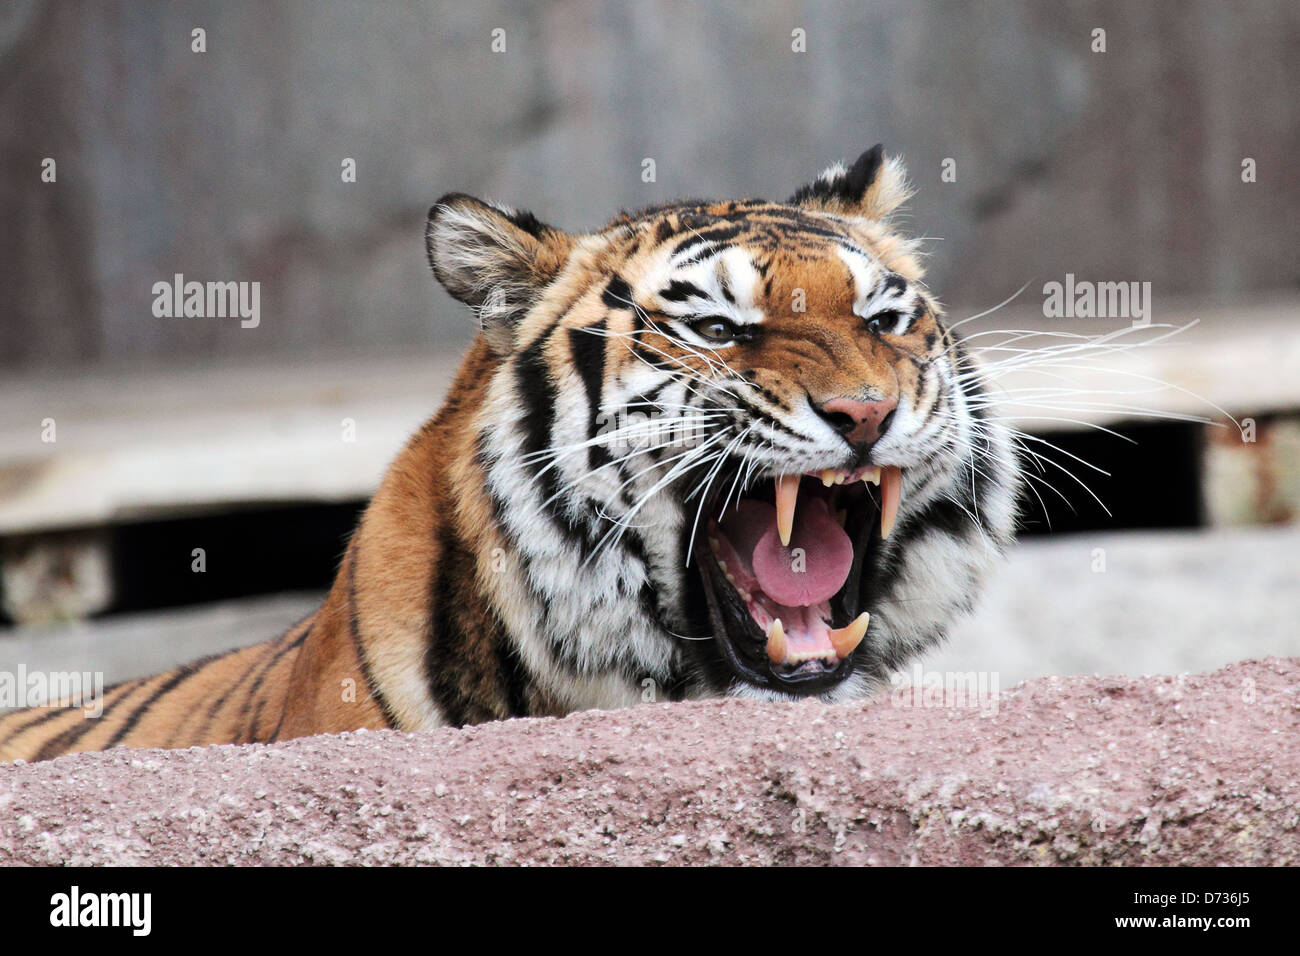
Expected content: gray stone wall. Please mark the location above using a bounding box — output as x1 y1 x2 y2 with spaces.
2 0 1297 370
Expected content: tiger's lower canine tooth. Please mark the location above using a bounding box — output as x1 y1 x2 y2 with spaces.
766 618 788 664
829 612 870 658
775 474 800 547
880 466 902 539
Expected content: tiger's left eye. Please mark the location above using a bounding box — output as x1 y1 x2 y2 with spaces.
866 310 903 334
691 316 743 343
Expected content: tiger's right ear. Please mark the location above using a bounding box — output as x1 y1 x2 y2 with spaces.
426 194 573 353
788 145 913 222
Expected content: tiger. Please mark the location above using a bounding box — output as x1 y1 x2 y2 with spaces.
0 145 1020 763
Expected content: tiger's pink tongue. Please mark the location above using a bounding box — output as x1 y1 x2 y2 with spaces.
739 496 853 607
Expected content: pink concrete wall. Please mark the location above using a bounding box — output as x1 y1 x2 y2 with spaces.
1 658 1295 865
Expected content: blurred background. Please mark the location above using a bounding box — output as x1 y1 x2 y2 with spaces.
1 0 1297 698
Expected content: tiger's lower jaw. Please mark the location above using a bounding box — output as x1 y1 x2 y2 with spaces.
690 467 897 696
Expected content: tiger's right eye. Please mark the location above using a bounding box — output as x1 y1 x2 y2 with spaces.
691 316 743 343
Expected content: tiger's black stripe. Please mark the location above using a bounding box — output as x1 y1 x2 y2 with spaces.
476 434 622 677
881 272 908 296
0 700 74 742
659 279 708 303
494 630 531 719
669 223 744 261
24 681 142 762
234 624 311 726
98 658 216 752
185 617 313 746
425 516 474 726
347 547 403 729
243 699 267 744
569 318 610 474
424 518 529 724
34 660 207 761
888 494 978 556
514 333 599 557
601 275 633 311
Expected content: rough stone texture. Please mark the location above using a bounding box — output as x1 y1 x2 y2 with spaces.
1 657 1296 866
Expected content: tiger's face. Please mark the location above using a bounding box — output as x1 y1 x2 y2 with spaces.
428 147 1019 703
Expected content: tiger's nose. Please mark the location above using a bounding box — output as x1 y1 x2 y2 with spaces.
818 396 898 447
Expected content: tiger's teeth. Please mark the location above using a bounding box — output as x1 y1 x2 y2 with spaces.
861 467 881 486
879 466 902 539
775 474 800 547
718 559 737 592
765 618 788 664
829 612 870 658
821 468 836 487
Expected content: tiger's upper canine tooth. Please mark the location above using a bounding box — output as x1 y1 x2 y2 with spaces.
879 466 902 539
775 474 800 547
765 618 788 664
829 611 870 658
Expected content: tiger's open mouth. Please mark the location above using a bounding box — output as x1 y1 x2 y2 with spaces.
694 466 902 693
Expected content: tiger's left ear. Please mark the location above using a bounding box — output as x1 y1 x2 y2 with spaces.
426 194 574 353
788 144 913 221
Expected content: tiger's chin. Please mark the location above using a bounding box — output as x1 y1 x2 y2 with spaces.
691 466 902 696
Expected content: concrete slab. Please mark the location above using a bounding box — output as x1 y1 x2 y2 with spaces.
1 657 1295 865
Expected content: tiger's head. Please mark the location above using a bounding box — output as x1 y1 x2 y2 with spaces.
427 146 1019 703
